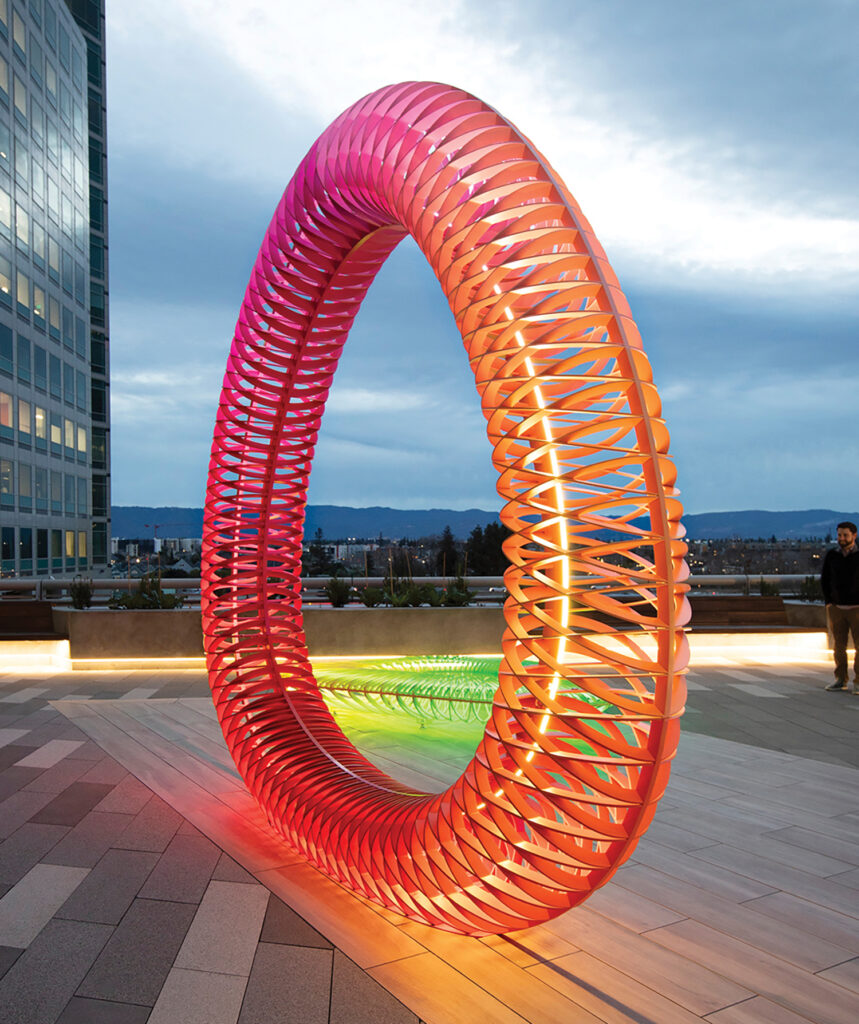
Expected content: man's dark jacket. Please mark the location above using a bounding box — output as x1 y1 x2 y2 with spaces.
821 546 859 605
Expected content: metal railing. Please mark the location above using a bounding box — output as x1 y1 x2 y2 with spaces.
0 573 820 607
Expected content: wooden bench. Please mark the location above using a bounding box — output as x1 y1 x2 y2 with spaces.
0 600 67 639
689 595 791 630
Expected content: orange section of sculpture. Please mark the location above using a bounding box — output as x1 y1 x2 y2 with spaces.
201 81 689 935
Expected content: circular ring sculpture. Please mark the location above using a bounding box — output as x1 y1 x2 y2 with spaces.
202 81 689 936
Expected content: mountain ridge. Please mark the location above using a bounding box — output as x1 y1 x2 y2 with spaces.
110 505 859 541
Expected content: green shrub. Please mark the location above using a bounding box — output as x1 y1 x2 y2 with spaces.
358 586 384 607
797 575 824 602
109 574 184 609
69 576 93 609
324 576 352 607
443 576 474 607
759 579 780 596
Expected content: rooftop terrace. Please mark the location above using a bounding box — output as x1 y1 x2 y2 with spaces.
0 638 856 1023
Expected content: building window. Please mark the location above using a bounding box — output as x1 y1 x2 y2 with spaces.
77 476 86 515
16 270 29 317
50 412 61 454
51 528 62 568
75 370 86 411
19 462 31 510
34 404 46 450
50 469 61 511
44 3 56 50
75 317 86 358
32 222 45 269
90 281 104 326
65 530 74 560
14 203 28 251
62 305 73 348
31 153 44 206
16 334 29 382
61 248 72 295
17 397 30 440
34 466 47 512
0 54 8 102
13 74 27 124
45 63 56 106
92 521 107 564
63 416 74 454
11 10 25 61
91 476 106 517
91 377 106 421
19 527 32 571
77 530 86 564
46 117 58 163
0 254 9 308
58 22 70 72
48 294 60 339
0 389 12 439
63 362 74 404
14 134 27 186
76 423 86 462
47 176 59 222
31 38 43 90
0 457 12 506
89 184 104 232
36 528 48 570
64 472 74 513
0 186 11 235
91 427 105 469
0 120 9 172
74 261 84 304
1 526 14 573
48 237 60 285
33 285 45 329
34 345 46 390
0 322 11 374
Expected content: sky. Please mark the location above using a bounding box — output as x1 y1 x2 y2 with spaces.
105 0 859 516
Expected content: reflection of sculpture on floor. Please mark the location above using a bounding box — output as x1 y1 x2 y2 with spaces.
822 520 859 694
201 82 689 935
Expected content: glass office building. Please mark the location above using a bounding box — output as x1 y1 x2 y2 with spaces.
0 0 105 576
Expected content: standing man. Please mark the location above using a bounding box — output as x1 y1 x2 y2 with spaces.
822 521 859 693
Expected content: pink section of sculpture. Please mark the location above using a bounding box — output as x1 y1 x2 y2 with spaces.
201 81 689 935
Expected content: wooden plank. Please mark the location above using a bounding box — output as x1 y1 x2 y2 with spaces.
647 918 859 1024
742 891 859 951
706 995 819 1024
529 950 710 1024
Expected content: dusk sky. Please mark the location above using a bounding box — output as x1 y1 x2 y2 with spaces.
106 1 858 516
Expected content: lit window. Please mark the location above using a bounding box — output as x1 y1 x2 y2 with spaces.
76 425 86 454
33 285 45 326
64 417 74 449
0 458 12 506
65 530 75 559
35 406 47 443
16 270 29 313
18 399 30 436
77 531 87 559
0 390 12 427
50 417 61 446
12 9 25 57
0 187 11 232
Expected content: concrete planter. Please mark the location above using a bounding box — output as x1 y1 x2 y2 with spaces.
52 605 507 664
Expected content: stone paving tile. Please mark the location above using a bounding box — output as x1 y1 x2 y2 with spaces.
55 996 152 1024
212 852 256 884
148 967 248 1024
30 782 115 827
175 880 269 976
138 831 221 904
93 773 152 814
20 757 94 794
78 756 129 785
0 688 48 704
0 863 89 948
43 811 136 868
0 744 38 770
0 789 58 840
78 897 197 1006
260 893 333 949
0 946 21 981
0 919 112 1024
0 730 30 749
329 949 421 1024
0 766 41 802
238 942 332 1024
56 849 160 925
0 823 69 885
64 739 110 762
114 793 184 852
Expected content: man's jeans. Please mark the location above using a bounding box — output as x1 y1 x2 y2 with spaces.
827 605 859 685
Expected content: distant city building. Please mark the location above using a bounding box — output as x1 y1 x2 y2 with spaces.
0 0 105 576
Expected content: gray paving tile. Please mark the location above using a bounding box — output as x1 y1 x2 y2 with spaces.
0 745 38 771
260 894 333 949
175 880 269 976
0 947 21 981
115 794 183 852
43 811 136 868
330 949 420 1024
30 783 115 827
78 757 129 785
56 849 159 925
55 996 151 1024
78 898 197 1006
0 790 58 840
138 832 221 903
0 729 30 748
0 823 69 885
93 773 152 814
0 767 41 802
149 967 248 1024
0 863 90 948
20 757 92 794
212 852 256 884
0 919 111 1024
0 689 48 704
14 739 83 769
238 942 332 1024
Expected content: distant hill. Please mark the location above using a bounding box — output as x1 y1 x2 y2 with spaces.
111 505 859 542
